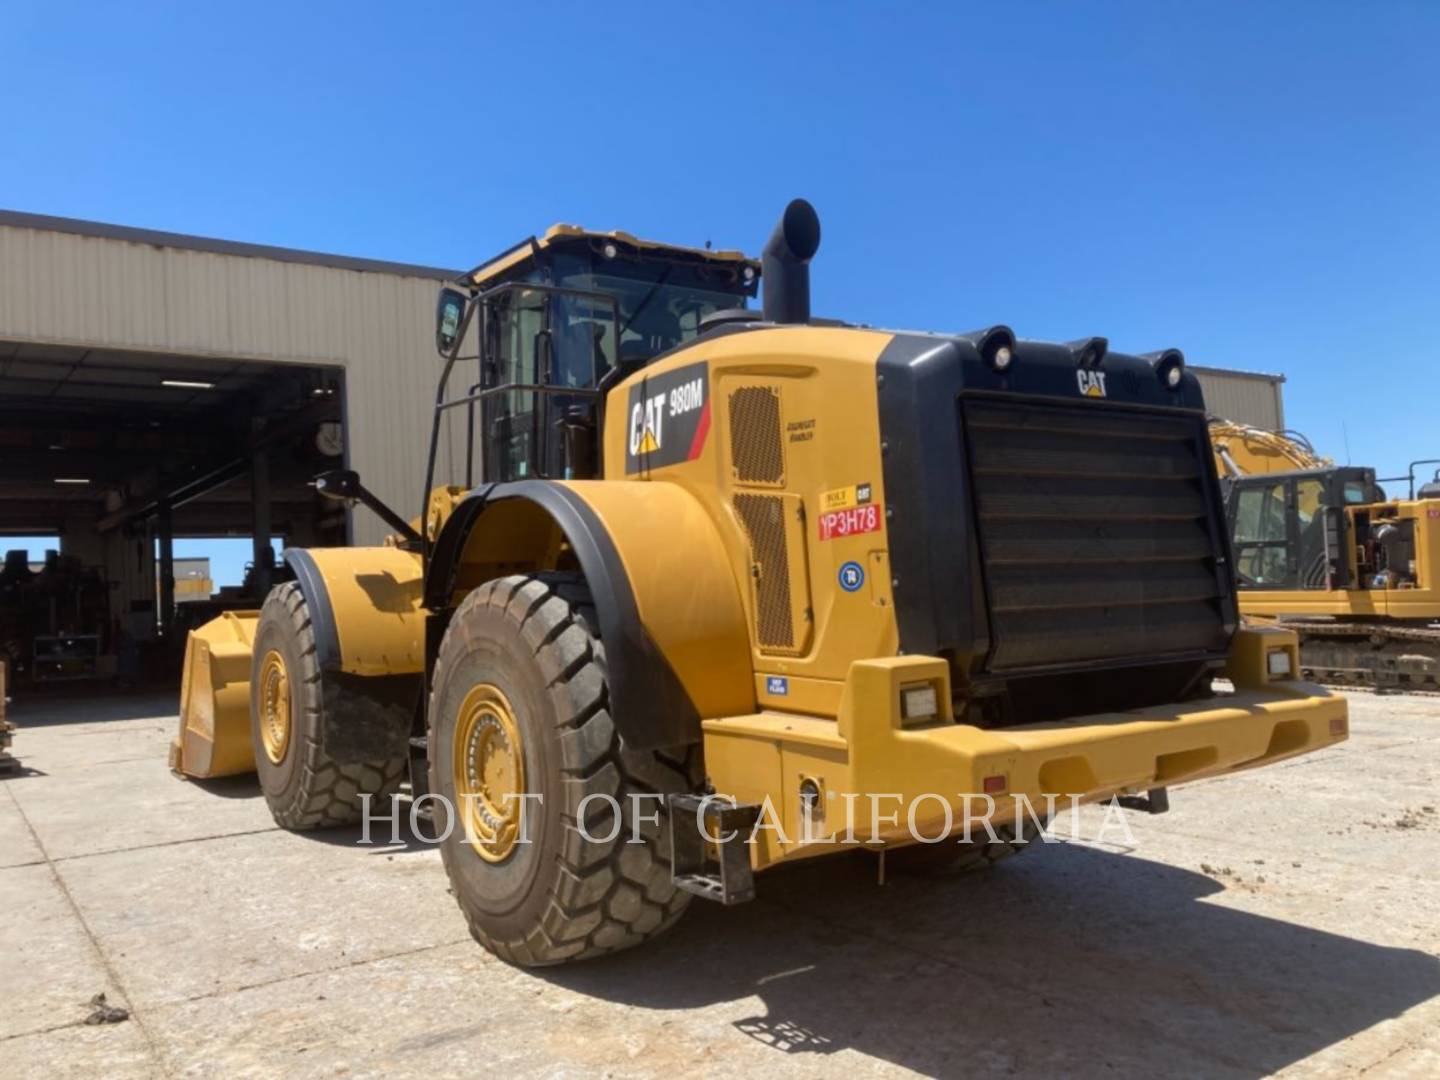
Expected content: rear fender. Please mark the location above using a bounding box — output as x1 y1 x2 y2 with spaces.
424 480 754 750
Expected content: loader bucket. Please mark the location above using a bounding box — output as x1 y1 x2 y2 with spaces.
169 610 261 779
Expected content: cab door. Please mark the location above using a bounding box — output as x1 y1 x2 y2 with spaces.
1228 477 1298 588
477 285 614 483
1227 472 1351 591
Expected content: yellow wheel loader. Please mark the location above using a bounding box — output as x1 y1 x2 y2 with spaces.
174 201 1348 966
1211 419 1440 689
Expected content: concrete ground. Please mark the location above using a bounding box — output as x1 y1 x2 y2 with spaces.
1 689 1438 1079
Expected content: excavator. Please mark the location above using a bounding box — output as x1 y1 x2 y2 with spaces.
1211 419 1440 689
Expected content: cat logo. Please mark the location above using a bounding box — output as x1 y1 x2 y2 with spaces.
1076 369 1107 398
624 361 711 474
632 407 662 454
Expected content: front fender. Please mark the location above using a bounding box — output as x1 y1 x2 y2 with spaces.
280 546 424 764
282 547 425 675
425 480 754 749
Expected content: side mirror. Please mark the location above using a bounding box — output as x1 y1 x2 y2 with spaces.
314 469 362 501
435 287 468 356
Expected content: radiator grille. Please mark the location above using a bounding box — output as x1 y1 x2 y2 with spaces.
734 493 795 649
729 387 785 485
963 398 1228 672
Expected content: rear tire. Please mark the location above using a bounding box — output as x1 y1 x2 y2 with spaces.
249 582 405 830
428 572 699 966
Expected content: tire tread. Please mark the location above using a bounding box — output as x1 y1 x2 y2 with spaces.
431 572 698 966
259 582 406 831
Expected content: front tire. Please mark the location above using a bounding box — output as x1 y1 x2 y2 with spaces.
249 582 405 830
428 572 698 966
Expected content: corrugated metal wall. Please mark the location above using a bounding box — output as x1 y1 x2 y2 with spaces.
1192 367 1285 430
0 222 466 545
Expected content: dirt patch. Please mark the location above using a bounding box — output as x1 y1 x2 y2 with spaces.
1199 862 1269 889
1393 806 1438 831
83 992 129 1025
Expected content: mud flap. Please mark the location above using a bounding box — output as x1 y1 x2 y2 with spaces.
319 671 418 764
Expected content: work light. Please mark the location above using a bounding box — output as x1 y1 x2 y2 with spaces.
1143 348 1186 390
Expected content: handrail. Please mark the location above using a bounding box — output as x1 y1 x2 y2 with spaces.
1406 459 1440 500
422 281 620 561
436 383 602 413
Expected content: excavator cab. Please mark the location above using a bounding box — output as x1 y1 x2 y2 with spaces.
431 227 759 490
1226 466 1383 589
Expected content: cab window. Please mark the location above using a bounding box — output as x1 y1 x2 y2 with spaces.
1234 482 1286 544
1233 481 1289 585
1295 478 1329 587
548 255 746 364
481 287 615 481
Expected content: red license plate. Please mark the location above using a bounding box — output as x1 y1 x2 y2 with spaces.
819 504 882 542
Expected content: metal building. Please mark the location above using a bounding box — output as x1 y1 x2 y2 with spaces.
1192 365 1285 430
1 210 465 679
0 210 461 542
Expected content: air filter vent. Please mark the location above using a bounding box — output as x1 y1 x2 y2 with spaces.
729 387 785 486
734 492 796 651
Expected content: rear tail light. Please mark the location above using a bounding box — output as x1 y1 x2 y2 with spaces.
1266 649 1294 679
900 682 939 726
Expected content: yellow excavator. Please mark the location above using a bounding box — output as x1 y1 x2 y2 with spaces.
1211 419 1440 688
170 202 1347 966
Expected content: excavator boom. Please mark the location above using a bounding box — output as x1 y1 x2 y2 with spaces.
1209 418 1330 479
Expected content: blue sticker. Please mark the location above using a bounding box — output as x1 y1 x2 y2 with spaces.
766 675 789 696
838 561 865 592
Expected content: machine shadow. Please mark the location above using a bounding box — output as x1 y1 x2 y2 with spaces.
540 842 1440 1077
186 773 262 800
291 805 438 854
9 690 177 728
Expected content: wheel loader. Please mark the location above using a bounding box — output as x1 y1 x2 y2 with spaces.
172 201 1348 966
1211 419 1440 689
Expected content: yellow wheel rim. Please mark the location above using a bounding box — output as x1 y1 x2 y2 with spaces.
258 650 291 765
452 683 527 863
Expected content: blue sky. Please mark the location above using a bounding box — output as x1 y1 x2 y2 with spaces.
3 2 1438 509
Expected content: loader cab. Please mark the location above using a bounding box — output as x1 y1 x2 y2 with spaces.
431 226 759 492
1226 466 1381 590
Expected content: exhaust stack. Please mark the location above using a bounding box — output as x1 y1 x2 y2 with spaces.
762 199 821 324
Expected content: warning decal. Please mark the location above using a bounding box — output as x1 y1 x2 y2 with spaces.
625 361 710 475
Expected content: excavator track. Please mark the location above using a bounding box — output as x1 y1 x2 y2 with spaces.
1281 619 1440 692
